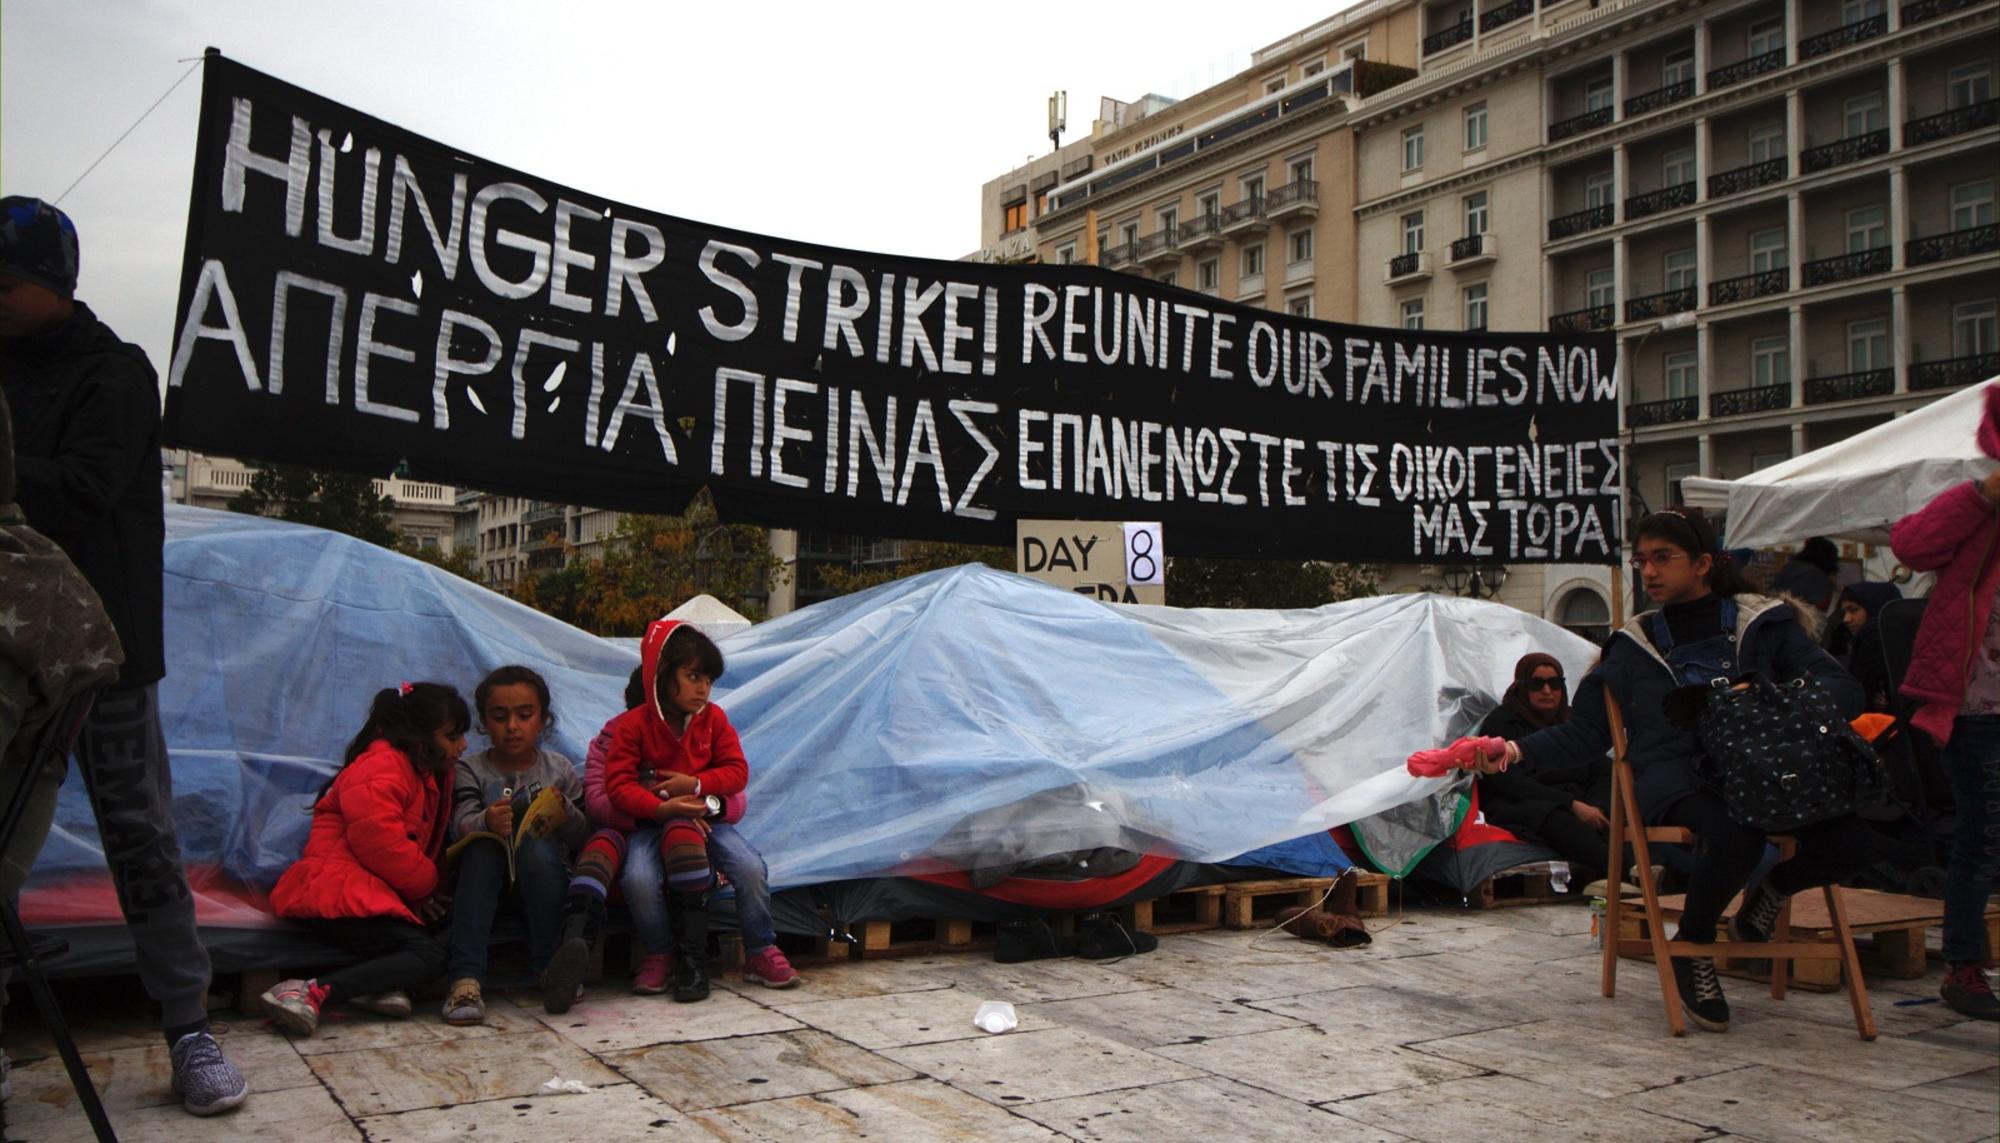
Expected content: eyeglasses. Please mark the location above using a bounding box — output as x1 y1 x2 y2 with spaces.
1627 552 1692 572
1526 676 1566 692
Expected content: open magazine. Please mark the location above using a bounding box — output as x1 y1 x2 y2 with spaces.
445 785 571 882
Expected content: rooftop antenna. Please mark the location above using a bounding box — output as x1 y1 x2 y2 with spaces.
1047 90 1068 153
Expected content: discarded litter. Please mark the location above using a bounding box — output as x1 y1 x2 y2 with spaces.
973 1001 1017 1034
540 1077 594 1096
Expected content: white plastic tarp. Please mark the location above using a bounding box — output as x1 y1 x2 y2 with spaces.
665 593 753 637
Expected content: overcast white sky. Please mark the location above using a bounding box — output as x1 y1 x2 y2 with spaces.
2 0 1356 372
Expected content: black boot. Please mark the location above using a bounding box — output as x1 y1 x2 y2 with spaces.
542 891 602 1015
668 891 711 1003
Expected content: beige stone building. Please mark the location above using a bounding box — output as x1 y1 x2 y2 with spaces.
172 451 461 552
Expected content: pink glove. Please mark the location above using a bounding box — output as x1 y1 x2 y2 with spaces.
1406 736 1509 778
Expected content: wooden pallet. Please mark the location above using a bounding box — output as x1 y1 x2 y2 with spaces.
853 915 996 959
1125 885 1226 935
1469 863 1577 910
1220 873 1390 929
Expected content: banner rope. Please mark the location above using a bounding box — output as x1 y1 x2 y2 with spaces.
55 56 204 206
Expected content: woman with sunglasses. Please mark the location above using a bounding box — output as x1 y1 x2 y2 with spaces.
1474 655 1613 890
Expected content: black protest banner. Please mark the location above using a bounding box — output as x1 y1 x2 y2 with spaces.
164 55 1622 564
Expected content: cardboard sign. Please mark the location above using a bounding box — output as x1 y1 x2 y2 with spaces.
1017 520 1165 604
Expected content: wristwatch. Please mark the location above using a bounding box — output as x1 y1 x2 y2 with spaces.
703 794 724 819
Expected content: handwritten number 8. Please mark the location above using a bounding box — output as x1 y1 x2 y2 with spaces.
1130 529 1157 582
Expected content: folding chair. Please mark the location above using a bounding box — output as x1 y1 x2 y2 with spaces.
1 687 118 1141
1599 692 1876 1040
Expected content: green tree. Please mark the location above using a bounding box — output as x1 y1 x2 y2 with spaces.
537 490 788 636
226 464 398 546
815 540 1014 596
400 538 481 581
1165 557 1381 610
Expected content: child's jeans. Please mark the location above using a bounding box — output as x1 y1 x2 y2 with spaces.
622 822 775 953
1942 713 2000 965
446 834 568 983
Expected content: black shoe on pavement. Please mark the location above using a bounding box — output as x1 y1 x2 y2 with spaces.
1671 953 1731 1032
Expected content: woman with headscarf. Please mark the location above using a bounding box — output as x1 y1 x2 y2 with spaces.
1474 653 1612 889
1830 581 1904 712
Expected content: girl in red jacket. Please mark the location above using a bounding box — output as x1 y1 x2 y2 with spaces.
260 682 468 1036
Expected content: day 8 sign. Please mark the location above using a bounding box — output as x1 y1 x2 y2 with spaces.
1017 520 1165 605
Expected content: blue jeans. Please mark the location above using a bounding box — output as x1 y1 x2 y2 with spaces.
446 834 568 982
1942 714 2000 965
622 822 775 954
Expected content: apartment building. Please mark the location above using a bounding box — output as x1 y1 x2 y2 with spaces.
172 451 461 552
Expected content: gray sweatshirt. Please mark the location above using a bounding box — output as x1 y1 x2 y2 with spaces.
451 746 588 852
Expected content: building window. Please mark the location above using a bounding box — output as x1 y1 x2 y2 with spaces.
1665 461 1699 500
1954 300 1998 357
1662 48 1694 89
1302 59 1325 78
1242 173 1265 203
1265 75 1286 95
1748 123 1785 164
1664 247 1697 292
1585 171 1616 210
1463 191 1489 237
1841 0 1886 22
1752 451 1792 471
1663 147 1695 187
1750 227 1788 273
1585 76 1615 114
1751 335 1790 387
1664 351 1697 399
1242 243 1265 277
1463 282 1488 330
1948 62 1995 109
1401 211 1425 255
1401 298 1425 329
1289 156 1315 185
1846 205 1887 252
1749 16 1785 58
1096 227 1110 255
1950 179 1995 231
1002 202 1028 232
1402 125 1425 171
1158 206 1178 235
1464 102 1488 151
1120 220 1140 247
1843 93 1885 137
1343 39 1368 61
1288 295 1314 318
1056 243 1077 265
1587 268 1616 309
1197 258 1219 292
1847 318 1889 372
1158 271 1178 288
1289 227 1314 264
1197 190 1221 219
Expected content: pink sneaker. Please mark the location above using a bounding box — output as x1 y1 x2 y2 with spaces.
633 952 673 995
261 978 331 1037
743 945 800 989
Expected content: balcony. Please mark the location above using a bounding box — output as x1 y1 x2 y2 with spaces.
1905 98 2000 146
1800 129 1890 173
1179 212 1223 252
1912 351 2000 390
1908 223 2000 266
1708 49 1786 91
1708 157 1788 199
1798 14 1887 60
1805 369 1894 404
1549 203 1615 240
1625 287 1697 322
1709 268 1789 306
1549 304 1615 333
1550 106 1615 142
1265 179 1319 222
523 502 567 530
1423 18 1473 55
1711 384 1793 417
1904 0 1984 23
1101 242 1137 268
1219 195 1265 235
1628 397 1699 427
1136 227 1180 266
1625 80 1695 118
1625 181 1696 220
1480 0 1533 33
1385 251 1434 284
1284 257 1315 286
1801 246 1891 286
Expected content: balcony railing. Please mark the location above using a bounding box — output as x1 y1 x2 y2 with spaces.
1801 246 1891 286
1625 287 1697 322
1101 242 1137 267
1625 79 1694 118
1135 227 1179 263
1709 268 1789 306
1625 181 1696 220
1908 223 2000 266
1179 212 1223 249
1805 369 1894 404
1550 105 1615 141
1798 14 1887 60
1449 233 1494 263
1711 384 1793 417
1423 19 1473 54
1905 98 2000 146
1386 251 1433 283
1912 352 2000 390
1708 157 1787 199
1628 397 1698 427
1549 203 1615 240
1708 49 1786 91
1904 0 1984 23
1549 304 1615 333
1800 129 1890 173
1218 195 1265 233
1480 0 1534 32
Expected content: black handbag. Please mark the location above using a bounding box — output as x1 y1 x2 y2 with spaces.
1694 674 1889 831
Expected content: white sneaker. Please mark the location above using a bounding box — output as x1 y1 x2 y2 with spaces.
348 990 414 1018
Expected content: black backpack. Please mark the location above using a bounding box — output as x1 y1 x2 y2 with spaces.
1695 674 1889 831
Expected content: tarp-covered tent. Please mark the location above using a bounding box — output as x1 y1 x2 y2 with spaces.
26 506 1593 973
1682 378 1997 549
664 593 753 638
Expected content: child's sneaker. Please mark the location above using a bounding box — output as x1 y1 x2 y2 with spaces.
260 978 329 1037
1941 962 2000 1021
742 946 800 989
169 1029 250 1116
349 990 413 1019
632 953 673 995
442 979 485 1026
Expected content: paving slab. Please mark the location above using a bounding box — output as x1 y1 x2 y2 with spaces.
303 1028 622 1117
353 1082 704 1142
1018 1075 1415 1142
534 990 802 1053
1153 1026 1484 1103
778 985 1054 1050
1623 1063 1997 1143
881 1025 1204 1106
608 1028 917 1109
1334 1071 1714 1142
686 1076 1064 1141
1028 985 1304 1048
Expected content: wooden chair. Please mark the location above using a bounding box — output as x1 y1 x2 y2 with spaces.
1600 692 1876 1039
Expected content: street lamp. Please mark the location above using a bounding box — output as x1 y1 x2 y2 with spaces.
1442 562 1509 599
